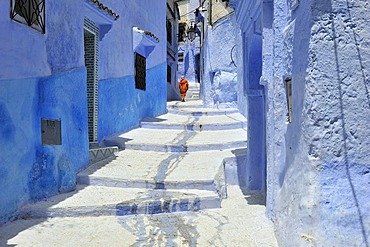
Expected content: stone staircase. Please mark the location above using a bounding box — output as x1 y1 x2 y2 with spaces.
185 82 200 100
18 98 248 220
2 97 278 246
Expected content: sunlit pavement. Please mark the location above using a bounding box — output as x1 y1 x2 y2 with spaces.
0 84 277 246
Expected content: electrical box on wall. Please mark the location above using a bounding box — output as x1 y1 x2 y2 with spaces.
41 118 62 145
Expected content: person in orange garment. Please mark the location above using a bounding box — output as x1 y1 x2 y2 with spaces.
179 75 189 102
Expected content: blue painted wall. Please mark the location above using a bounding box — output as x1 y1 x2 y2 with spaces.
0 68 89 224
233 0 370 245
200 16 238 108
98 63 167 141
0 0 168 224
229 1 266 192
0 78 39 223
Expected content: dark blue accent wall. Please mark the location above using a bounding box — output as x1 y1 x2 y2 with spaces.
98 63 167 141
0 68 89 224
247 94 266 191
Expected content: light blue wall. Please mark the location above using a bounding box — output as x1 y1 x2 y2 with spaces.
231 1 266 192
0 0 85 80
98 63 167 141
98 0 166 80
96 0 167 140
201 16 238 108
232 0 370 245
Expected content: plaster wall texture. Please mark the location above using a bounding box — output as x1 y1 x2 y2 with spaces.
265 0 370 246
177 0 202 85
0 0 86 80
97 0 167 140
0 0 88 224
0 68 89 224
98 63 167 142
166 0 180 101
231 0 267 193
0 0 167 224
201 16 238 108
178 41 200 83
98 0 167 80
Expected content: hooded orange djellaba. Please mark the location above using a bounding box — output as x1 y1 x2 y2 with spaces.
179 76 189 102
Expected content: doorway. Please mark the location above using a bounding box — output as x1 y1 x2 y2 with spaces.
83 18 99 143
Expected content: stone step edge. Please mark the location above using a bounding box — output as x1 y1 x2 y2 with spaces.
167 108 239 116
18 194 221 219
78 154 228 200
77 176 217 191
140 121 247 131
123 141 248 152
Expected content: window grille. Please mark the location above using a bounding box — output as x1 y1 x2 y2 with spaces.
135 53 146 91
10 0 45 33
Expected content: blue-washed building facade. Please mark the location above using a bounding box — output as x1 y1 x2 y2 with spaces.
0 0 167 224
199 0 265 190
177 0 202 85
230 0 370 246
166 0 181 100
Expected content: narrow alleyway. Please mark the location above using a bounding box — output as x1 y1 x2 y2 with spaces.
0 83 277 247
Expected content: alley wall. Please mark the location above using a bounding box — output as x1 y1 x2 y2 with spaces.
0 0 167 224
266 0 370 245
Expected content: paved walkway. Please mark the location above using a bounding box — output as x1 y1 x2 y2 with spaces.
0 83 278 246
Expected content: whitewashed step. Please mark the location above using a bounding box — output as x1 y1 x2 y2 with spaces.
19 186 221 218
167 100 239 116
77 149 229 197
140 112 247 131
167 100 204 109
103 128 247 152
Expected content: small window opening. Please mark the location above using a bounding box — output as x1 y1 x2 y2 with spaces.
167 65 172 84
285 77 293 123
167 20 173 45
135 52 146 91
178 52 184 62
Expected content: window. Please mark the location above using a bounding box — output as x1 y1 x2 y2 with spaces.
10 0 45 33
135 53 146 91
178 52 184 62
166 20 173 45
178 23 186 43
167 65 172 84
285 77 293 123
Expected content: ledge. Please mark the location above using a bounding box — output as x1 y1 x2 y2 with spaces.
132 27 160 58
84 0 119 40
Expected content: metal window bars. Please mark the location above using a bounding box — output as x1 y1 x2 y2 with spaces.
10 0 45 33
135 53 146 91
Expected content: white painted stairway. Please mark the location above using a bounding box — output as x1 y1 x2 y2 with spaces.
2 97 278 246
18 99 247 219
